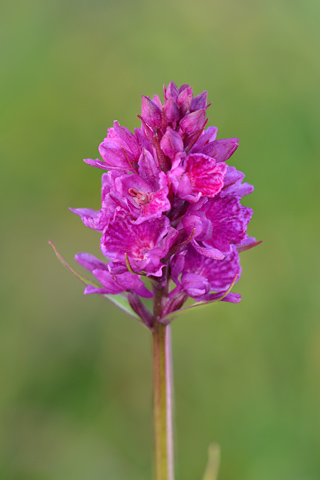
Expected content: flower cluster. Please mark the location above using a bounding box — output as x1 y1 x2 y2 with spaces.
71 82 259 327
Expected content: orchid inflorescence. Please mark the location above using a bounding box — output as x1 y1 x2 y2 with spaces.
70 82 259 328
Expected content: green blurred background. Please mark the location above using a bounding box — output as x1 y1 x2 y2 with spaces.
1 0 320 479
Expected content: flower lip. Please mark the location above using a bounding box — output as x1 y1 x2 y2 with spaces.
170 153 227 203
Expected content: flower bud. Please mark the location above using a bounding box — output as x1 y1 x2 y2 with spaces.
160 127 184 159
180 109 206 134
177 86 193 115
163 98 180 123
190 91 208 111
141 95 162 128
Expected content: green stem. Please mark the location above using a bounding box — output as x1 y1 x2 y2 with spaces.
153 321 174 480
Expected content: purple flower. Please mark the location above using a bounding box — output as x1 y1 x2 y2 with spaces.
171 245 241 302
69 82 260 328
101 215 178 277
110 171 170 224
196 195 252 257
85 121 141 172
169 153 227 203
75 253 152 298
